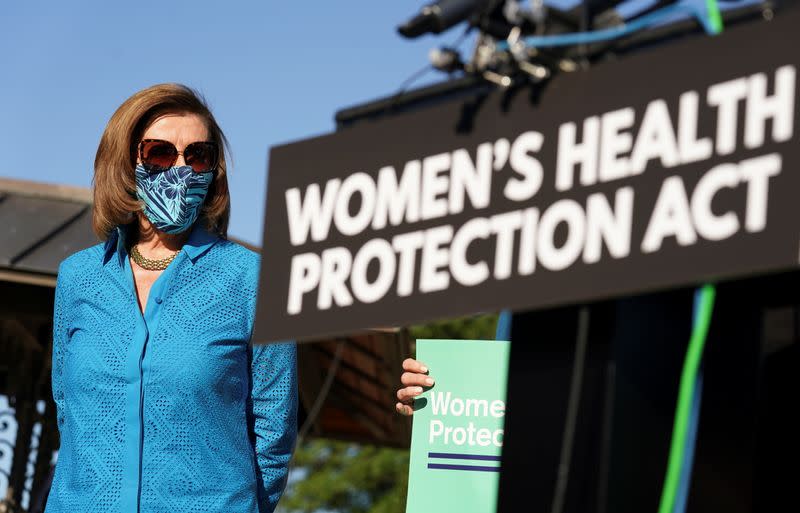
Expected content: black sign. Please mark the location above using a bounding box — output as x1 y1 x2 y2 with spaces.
254 9 800 343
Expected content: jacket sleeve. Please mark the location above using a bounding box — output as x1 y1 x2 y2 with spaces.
248 341 298 513
51 261 72 432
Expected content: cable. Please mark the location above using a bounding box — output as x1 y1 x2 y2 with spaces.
388 26 473 113
284 339 345 483
447 25 473 54
705 0 724 33
657 284 716 513
393 65 436 101
673 372 703 513
671 285 709 513
496 0 723 50
495 310 512 340
550 306 590 513
296 339 346 445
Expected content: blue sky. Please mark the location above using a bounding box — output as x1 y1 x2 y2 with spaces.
1 0 732 244
0 0 496 244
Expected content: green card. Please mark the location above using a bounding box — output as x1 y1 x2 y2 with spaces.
406 339 511 513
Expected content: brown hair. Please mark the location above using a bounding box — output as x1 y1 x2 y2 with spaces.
93 83 230 240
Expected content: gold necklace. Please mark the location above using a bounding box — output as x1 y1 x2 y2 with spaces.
130 244 179 271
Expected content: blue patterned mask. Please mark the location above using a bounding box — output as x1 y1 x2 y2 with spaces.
135 164 213 234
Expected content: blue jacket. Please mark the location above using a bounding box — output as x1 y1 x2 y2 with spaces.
46 224 298 513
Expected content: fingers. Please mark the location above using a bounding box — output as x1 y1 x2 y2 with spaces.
396 386 424 402
396 402 414 416
397 358 433 416
401 372 435 387
402 358 429 374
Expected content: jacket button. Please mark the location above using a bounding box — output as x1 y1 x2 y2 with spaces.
155 297 163 305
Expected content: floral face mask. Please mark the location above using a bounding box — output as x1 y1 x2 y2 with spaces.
135 164 213 234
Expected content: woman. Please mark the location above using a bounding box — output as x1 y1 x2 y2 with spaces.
47 83 297 513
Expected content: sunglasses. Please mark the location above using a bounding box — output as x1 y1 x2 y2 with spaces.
138 139 219 173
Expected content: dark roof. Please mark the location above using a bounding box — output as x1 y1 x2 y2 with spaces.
0 178 259 281
298 330 412 448
0 178 96 285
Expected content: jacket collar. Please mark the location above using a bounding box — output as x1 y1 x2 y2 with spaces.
181 223 219 262
103 223 219 266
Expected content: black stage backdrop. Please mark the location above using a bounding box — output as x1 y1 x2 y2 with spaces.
254 8 800 343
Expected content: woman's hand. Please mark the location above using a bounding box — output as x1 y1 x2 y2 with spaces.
395 358 435 416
